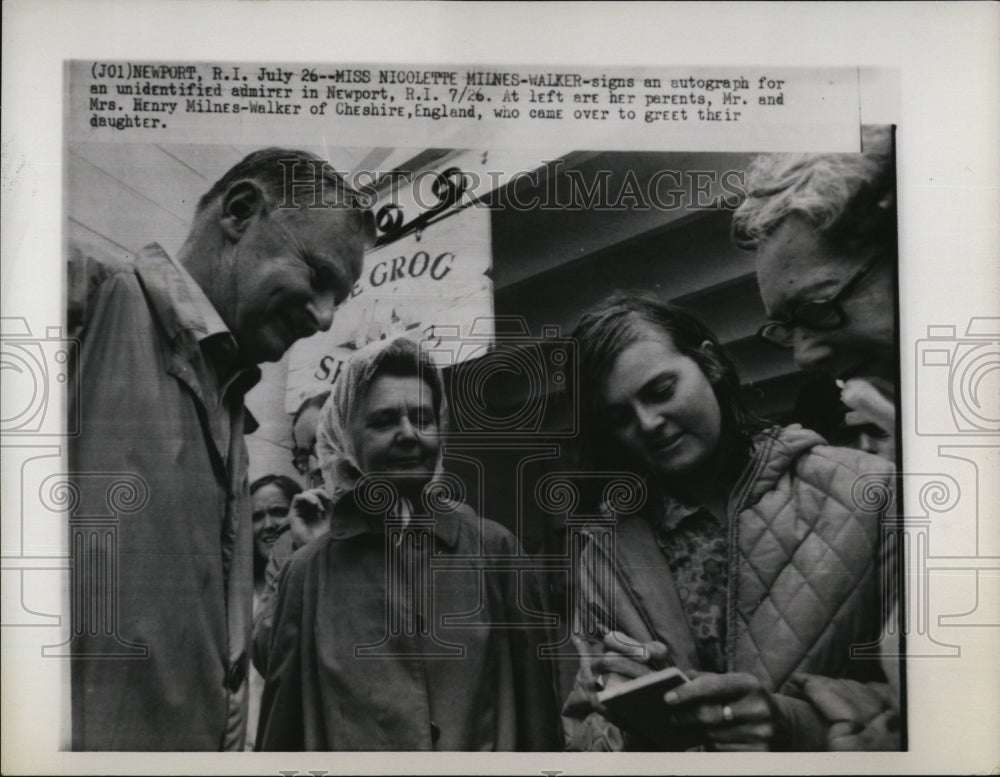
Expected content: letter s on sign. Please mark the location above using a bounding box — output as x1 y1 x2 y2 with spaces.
315 355 336 381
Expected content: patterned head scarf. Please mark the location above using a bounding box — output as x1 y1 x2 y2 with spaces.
314 336 449 505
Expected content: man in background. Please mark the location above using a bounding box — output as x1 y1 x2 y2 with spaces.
68 148 372 750
292 390 331 491
251 389 332 679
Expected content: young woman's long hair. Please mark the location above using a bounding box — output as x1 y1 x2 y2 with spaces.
570 292 767 498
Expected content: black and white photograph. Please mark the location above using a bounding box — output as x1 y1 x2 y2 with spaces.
63 132 904 754
2 2 998 774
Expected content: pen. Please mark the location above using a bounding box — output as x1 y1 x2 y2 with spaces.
585 599 674 669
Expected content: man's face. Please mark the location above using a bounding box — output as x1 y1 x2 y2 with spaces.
755 215 896 390
224 204 365 364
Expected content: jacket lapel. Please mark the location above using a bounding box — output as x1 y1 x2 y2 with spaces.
614 516 701 670
132 243 231 472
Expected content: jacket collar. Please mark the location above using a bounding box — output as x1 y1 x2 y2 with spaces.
132 242 260 380
733 424 827 510
132 243 260 442
133 243 233 348
329 490 462 549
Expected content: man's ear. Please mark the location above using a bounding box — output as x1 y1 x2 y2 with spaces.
219 180 265 242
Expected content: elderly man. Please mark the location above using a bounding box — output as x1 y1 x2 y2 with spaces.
731 126 898 461
67 148 372 750
291 390 331 491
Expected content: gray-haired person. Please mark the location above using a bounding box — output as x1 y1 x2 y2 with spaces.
731 128 902 749
732 126 898 461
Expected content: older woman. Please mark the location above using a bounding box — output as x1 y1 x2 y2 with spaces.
561 293 898 751
256 337 561 751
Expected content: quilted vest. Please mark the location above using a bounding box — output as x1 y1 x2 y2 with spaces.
589 425 893 693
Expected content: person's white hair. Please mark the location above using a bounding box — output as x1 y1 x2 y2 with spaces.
731 125 896 258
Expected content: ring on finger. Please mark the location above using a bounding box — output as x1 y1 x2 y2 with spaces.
721 704 735 723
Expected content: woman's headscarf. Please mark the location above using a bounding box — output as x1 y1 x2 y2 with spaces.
314 336 449 505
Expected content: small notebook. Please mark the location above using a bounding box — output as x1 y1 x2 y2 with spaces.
597 666 703 750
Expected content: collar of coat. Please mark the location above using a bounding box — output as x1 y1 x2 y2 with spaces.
327 489 466 549
731 424 829 511
134 243 235 351
133 242 262 431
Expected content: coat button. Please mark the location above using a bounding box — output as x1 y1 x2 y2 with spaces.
430 721 441 744
225 654 247 693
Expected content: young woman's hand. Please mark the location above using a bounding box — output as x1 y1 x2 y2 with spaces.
662 671 785 751
590 631 671 693
576 631 672 735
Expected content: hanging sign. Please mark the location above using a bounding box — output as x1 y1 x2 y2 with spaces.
285 199 493 412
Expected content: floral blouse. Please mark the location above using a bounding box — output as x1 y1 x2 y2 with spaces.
649 497 729 672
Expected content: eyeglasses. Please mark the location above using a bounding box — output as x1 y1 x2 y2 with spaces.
757 256 882 348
